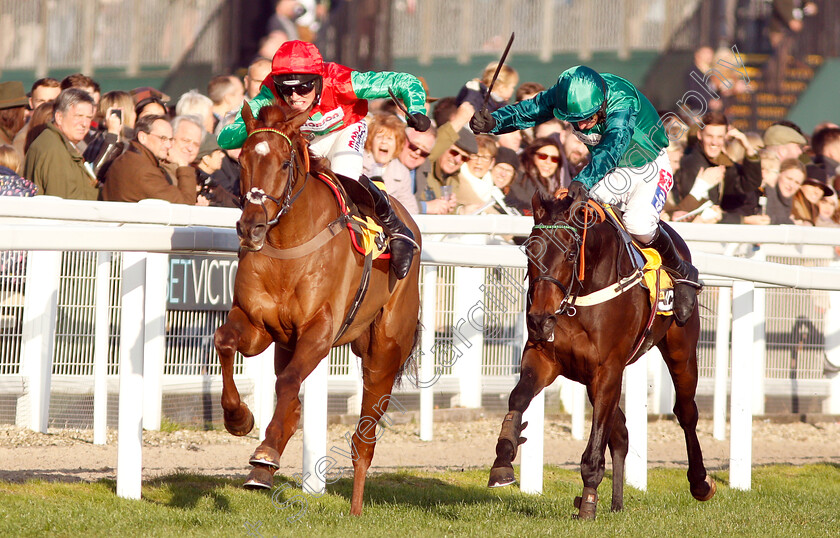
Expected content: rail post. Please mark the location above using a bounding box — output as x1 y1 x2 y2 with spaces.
116 252 146 500
714 286 732 440
142 253 168 431
730 281 754 491
625 350 648 491
93 251 112 445
19 250 61 432
419 265 438 441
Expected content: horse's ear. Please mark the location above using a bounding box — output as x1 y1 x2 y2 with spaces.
532 192 548 223
242 101 257 133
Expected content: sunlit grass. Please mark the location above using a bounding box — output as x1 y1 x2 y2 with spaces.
1 465 837 537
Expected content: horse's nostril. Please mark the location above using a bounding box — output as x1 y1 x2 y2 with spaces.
527 313 556 341
250 224 266 242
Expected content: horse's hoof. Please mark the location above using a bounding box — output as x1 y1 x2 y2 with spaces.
243 465 275 490
249 446 281 469
488 465 516 488
224 405 255 436
691 475 716 502
573 487 598 520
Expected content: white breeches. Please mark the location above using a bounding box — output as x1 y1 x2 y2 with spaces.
308 120 368 180
588 149 673 241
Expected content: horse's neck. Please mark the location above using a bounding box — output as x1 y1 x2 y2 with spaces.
581 225 622 287
268 172 339 247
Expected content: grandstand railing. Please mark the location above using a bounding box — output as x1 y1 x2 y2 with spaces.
390 0 703 63
0 0 229 77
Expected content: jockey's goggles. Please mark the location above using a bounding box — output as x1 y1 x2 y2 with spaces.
277 79 317 97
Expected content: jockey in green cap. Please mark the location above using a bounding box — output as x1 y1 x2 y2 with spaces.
471 65 700 326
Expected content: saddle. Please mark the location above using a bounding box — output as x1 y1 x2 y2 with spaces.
598 204 675 317
317 172 390 260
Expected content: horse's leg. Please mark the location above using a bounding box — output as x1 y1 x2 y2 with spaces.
245 316 334 489
607 407 628 512
214 306 272 436
347 306 418 516
244 344 296 488
488 344 560 488
576 366 623 520
658 317 716 502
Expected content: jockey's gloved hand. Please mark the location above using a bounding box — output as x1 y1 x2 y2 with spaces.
406 112 431 132
567 181 589 200
470 110 496 134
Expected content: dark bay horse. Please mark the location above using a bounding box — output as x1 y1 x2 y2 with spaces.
489 193 715 519
214 102 421 516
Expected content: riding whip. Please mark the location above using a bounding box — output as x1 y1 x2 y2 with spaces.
481 32 515 111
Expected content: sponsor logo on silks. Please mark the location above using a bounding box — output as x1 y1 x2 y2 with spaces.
572 129 602 146
303 107 346 134
657 169 674 191
657 289 674 313
347 122 367 152
651 169 673 212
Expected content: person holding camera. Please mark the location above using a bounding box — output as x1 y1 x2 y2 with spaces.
83 90 136 181
218 39 431 279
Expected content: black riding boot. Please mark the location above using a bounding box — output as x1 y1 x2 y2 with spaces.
643 225 702 326
357 175 418 279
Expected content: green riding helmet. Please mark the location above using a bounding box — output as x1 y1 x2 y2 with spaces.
551 65 607 123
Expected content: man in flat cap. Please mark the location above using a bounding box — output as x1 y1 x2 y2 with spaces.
763 123 806 163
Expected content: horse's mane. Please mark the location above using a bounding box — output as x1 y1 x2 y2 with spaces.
255 104 332 177
535 193 576 224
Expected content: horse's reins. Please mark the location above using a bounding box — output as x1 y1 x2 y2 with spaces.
244 127 309 227
529 223 583 317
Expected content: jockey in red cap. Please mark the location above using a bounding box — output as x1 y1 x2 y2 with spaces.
219 40 431 280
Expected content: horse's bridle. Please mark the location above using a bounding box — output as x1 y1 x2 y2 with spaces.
528 223 584 317
243 127 309 228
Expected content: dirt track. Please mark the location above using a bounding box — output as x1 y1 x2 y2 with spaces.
1 416 839 484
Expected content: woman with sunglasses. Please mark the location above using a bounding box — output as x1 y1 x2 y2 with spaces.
503 137 570 216
471 65 700 326
218 40 431 279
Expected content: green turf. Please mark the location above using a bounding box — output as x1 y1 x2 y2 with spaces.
1 465 837 537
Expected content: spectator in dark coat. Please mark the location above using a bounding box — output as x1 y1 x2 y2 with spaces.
504 137 570 215
673 112 763 224
101 115 197 204
23 89 100 200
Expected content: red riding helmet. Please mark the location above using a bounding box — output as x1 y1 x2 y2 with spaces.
270 40 325 102
271 40 324 76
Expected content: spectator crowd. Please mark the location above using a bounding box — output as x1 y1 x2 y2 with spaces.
1 44 838 242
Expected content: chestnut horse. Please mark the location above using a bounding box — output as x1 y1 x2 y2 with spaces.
214 103 421 516
489 193 715 519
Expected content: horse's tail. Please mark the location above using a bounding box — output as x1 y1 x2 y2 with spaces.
394 319 421 389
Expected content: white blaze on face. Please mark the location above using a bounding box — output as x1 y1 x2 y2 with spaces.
254 141 270 156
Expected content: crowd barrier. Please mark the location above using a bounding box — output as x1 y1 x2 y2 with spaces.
1 197 839 498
